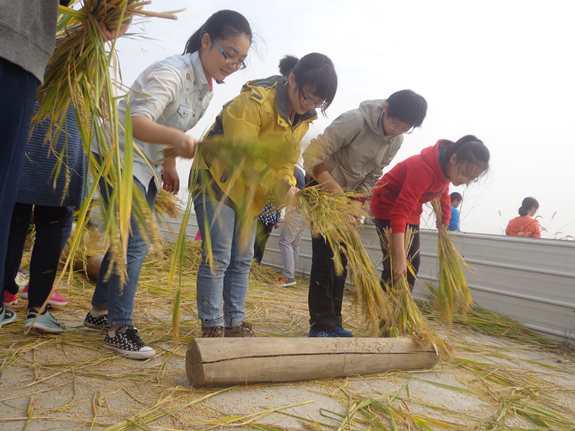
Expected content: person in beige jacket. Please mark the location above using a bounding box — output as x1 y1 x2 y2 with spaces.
302 90 427 337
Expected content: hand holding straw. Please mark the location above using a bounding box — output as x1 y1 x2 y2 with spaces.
379 226 452 355
298 185 391 335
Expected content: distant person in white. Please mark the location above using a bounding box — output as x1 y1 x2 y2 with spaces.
275 167 306 287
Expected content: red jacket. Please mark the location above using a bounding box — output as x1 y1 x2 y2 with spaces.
505 217 541 238
370 141 452 233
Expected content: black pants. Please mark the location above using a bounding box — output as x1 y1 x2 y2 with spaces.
253 219 274 264
0 59 39 307
308 235 347 332
3 203 73 308
374 219 420 291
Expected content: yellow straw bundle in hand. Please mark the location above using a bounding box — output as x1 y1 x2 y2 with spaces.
379 226 451 355
298 186 390 335
29 1 181 323
430 197 473 324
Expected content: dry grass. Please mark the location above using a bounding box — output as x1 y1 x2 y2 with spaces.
1 240 575 430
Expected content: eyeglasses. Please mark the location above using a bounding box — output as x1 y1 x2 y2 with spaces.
456 165 479 183
205 32 247 70
385 114 414 134
299 88 326 109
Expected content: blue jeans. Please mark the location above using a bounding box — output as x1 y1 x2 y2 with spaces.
91 176 157 327
194 194 256 329
0 59 39 306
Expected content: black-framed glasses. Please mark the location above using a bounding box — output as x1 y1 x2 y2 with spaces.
385 113 414 134
204 31 247 70
299 87 326 109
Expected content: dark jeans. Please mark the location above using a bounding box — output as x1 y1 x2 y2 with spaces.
308 235 347 332
3 203 73 308
374 219 420 291
0 59 40 306
253 219 274 264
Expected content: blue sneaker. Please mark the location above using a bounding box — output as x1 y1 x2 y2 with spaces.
309 329 336 337
335 326 353 337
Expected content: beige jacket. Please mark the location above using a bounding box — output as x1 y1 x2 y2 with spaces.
303 99 403 192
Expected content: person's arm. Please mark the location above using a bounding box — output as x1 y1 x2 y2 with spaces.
131 116 196 158
392 232 407 280
128 64 197 158
302 110 363 187
439 187 451 228
533 220 541 238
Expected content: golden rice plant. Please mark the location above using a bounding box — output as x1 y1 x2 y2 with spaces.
379 226 451 355
298 185 391 335
28 1 182 321
430 197 472 324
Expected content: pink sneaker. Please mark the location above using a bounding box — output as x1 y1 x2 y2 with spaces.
4 291 18 306
20 284 68 307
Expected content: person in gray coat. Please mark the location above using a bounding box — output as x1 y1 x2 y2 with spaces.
303 90 427 337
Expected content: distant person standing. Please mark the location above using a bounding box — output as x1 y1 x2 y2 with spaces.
506 197 541 238
447 192 463 231
275 166 306 287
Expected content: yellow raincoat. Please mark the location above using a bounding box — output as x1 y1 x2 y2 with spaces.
195 75 317 218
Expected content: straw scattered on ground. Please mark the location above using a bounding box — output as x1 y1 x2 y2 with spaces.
1 240 575 430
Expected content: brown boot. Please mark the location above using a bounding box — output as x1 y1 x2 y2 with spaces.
225 322 255 337
201 326 224 338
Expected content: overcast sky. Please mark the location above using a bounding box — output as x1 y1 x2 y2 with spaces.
114 0 575 239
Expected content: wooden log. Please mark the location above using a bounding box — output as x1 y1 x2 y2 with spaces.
186 337 439 387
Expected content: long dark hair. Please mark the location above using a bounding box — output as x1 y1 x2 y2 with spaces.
441 135 490 177
519 197 539 216
278 53 337 115
183 10 252 54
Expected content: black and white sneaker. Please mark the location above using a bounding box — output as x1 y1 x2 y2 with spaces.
84 311 109 330
103 325 156 359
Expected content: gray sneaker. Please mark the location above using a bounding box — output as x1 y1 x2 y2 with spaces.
24 309 64 334
0 307 16 327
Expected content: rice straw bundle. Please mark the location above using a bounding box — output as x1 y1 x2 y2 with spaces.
28 1 182 325
298 185 390 335
379 226 451 354
154 188 183 220
430 197 473 324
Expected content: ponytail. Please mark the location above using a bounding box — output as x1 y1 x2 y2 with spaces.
519 197 539 216
278 55 299 76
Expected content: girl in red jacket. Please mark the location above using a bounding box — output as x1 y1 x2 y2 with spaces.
370 135 490 289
